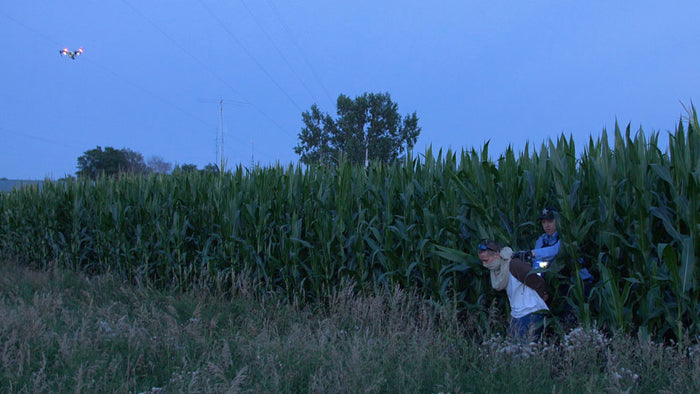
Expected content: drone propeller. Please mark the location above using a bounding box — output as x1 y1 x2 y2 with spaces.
60 47 83 59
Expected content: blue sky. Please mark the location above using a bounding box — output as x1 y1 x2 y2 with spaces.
2 1 699 180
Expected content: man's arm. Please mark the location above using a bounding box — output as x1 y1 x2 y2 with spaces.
509 258 549 302
533 236 560 261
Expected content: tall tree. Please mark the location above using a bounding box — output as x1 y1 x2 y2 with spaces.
76 146 148 179
147 156 173 174
295 92 421 166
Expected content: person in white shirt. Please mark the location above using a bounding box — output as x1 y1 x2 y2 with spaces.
478 239 549 342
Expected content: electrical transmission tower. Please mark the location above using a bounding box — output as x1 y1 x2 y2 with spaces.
199 98 246 169
217 99 225 167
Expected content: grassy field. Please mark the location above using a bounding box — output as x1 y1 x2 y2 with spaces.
1 260 698 393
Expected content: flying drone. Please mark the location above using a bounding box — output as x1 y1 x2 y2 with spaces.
60 47 83 59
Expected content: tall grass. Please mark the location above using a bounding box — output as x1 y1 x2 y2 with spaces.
1 110 699 341
1 260 698 392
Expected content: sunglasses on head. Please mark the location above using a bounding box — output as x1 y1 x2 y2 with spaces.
478 243 497 252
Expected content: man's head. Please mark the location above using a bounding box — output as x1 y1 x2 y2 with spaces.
538 207 558 236
478 239 500 265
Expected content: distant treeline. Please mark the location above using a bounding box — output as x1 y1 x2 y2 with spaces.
0 179 42 193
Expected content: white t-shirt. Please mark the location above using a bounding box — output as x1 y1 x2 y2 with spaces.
506 274 549 318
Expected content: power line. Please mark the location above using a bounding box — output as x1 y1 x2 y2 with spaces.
239 0 320 105
2 9 217 132
0 126 86 150
199 98 250 165
121 0 301 144
120 0 266 159
265 0 335 106
97 63 216 127
119 0 248 100
2 7 294 167
1 10 241 170
1 12 58 49
196 0 305 114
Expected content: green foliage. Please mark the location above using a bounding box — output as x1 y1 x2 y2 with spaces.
295 92 421 166
1 261 698 392
76 146 148 179
2 110 700 341
173 163 198 174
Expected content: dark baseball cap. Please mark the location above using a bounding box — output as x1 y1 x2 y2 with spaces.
538 206 558 220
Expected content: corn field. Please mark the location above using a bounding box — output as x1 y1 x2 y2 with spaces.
1 112 698 342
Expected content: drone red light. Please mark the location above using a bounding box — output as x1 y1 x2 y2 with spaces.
59 47 83 59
